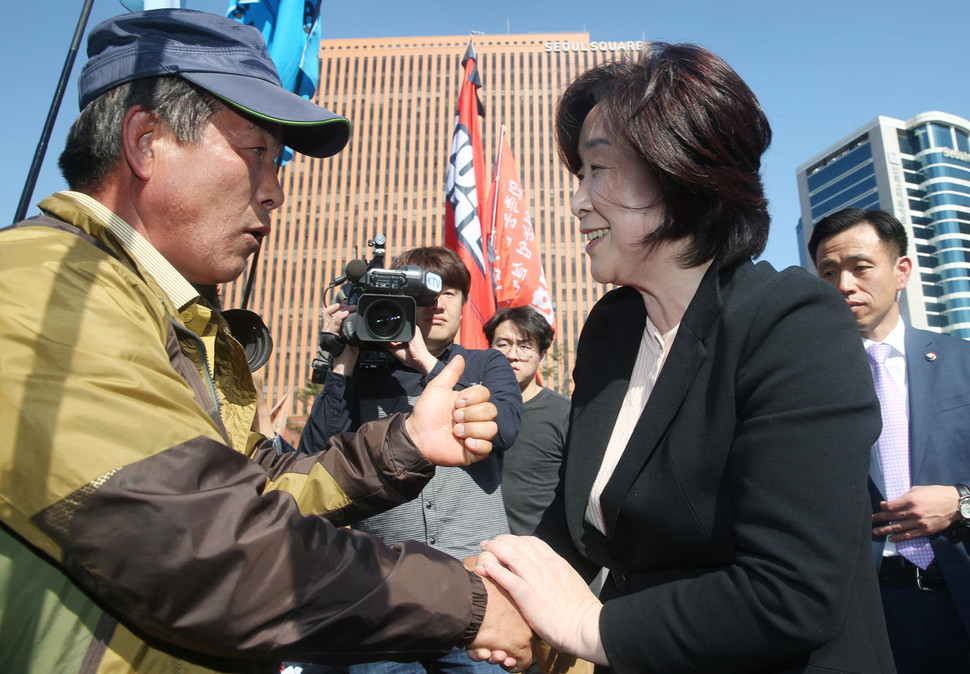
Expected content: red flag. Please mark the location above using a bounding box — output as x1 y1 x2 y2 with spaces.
487 125 557 330
445 40 495 349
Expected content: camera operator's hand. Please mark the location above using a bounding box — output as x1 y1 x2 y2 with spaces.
321 303 358 375
405 355 498 466
384 323 438 375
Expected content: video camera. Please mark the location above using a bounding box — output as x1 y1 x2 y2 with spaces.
311 235 442 379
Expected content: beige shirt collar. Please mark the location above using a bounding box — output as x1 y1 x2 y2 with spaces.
60 191 200 310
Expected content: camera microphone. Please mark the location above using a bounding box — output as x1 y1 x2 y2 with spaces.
327 258 368 289
344 258 368 282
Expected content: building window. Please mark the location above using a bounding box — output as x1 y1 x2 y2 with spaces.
810 175 878 220
914 125 931 152
923 164 970 182
898 129 918 156
931 123 953 149
806 141 873 193
958 130 970 153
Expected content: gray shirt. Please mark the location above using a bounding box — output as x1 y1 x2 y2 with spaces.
303 343 523 560
502 387 571 535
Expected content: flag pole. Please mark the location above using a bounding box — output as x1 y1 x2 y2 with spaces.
489 125 505 239
14 0 97 224
241 242 261 309
487 125 505 308
445 35 496 348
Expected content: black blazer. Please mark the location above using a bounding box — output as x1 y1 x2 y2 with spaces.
868 326 970 636
539 260 895 673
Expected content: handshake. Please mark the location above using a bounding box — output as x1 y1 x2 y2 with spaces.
399 358 538 671
401 357 603 671
462 554 534 672
460 537 606 672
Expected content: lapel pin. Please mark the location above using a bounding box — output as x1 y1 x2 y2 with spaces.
925 352 937 362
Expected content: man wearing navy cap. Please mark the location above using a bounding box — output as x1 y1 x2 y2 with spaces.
0 10 529 674
810 208 970 673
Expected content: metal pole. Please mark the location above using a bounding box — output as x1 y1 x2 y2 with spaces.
241 242 260 309
14 0 97 224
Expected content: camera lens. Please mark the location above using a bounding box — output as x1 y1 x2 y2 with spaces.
364 299 405 339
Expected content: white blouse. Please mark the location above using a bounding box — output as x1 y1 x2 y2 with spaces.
585 316 679 534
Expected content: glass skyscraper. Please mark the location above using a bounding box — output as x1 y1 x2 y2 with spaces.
796 112 970 339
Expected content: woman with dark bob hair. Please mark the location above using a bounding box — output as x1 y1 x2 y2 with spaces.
474 44 893 673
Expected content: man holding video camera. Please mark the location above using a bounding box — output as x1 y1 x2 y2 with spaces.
302 245 523 674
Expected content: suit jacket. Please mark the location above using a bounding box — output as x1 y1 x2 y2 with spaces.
538 260 894 673
868 325 970 635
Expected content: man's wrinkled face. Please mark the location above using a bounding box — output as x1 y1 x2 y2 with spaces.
140 106 284 285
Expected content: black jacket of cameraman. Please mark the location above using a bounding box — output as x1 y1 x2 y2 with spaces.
299 343 522 560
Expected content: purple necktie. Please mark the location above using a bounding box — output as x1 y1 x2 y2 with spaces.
867 342 934 569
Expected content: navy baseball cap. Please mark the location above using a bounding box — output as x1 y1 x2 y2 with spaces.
78 9 351 158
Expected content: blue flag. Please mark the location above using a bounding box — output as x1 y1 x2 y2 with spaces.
227 0 322 99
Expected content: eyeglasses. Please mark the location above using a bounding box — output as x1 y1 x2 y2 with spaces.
492 340 539 359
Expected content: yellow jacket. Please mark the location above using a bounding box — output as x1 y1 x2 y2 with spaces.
0 194 482 673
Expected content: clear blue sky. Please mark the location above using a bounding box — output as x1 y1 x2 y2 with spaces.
4 0 968 269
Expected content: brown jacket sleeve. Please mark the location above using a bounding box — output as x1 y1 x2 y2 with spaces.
33 417 483 664
252 414 441 525
1 217 483 665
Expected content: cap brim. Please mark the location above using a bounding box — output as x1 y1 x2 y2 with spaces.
183 71 351 158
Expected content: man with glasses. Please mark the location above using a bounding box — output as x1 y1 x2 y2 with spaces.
484 307 571 537
301 246 523 674
484 306 593 674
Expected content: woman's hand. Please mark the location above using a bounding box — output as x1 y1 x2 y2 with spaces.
474 535 608 666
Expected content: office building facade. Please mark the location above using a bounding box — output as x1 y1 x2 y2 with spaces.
796 111 970 339
223 33 646 432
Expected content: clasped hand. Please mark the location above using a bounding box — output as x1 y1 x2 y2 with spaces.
469 535 608 667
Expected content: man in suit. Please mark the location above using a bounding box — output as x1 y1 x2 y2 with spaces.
810 208 970 672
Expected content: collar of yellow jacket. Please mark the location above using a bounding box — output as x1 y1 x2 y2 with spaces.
39 191 200 310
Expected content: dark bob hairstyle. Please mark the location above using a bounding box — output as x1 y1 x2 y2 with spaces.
556 42 772 268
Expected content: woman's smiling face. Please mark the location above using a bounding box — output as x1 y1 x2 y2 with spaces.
570 105 665 288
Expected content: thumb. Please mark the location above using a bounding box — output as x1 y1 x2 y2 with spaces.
430 354 465 390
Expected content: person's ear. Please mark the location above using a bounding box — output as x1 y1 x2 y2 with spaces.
896 255 913 291
121 106 158 181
